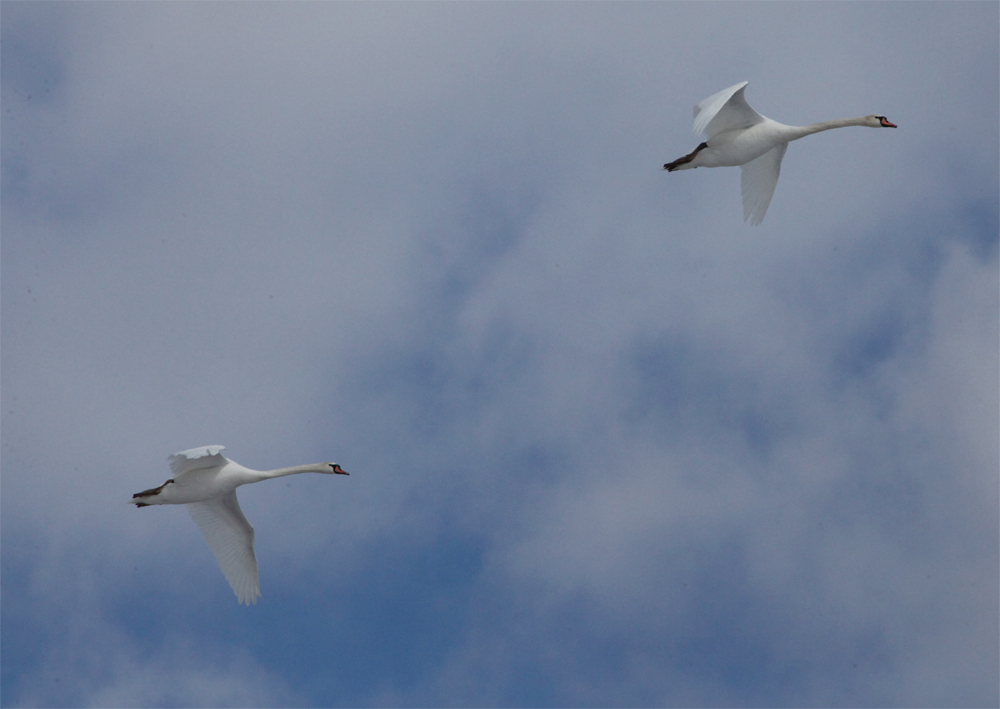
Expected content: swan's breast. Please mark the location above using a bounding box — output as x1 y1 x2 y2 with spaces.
699 122 788 168
161 466 242 504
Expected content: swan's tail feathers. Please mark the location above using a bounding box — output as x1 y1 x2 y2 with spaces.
664 142 708 172
130 479 174 506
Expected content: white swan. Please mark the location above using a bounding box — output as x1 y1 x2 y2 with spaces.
131 445 348 604
664 82 896 224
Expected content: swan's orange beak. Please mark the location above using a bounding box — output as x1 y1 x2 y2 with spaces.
880 117 897 128
332 464 349 475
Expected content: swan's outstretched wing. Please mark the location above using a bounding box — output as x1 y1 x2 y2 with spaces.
740 143 788 226
186 492 261 605
693 81 765 139
169 445 228 476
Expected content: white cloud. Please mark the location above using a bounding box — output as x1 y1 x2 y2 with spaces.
3 2 996 705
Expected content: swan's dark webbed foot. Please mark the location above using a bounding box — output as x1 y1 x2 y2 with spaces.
132 478 175 500
664 142 708 171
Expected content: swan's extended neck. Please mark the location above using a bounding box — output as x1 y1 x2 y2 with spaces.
249 464 334 481
786 117 874 141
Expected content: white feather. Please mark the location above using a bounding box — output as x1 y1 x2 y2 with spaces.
187 492 260 605
693 81 764 138
169 445 227 476
741 143 788 226
131 446 348 604
665 81 896 224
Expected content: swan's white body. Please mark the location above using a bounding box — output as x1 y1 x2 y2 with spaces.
664 82 896 224
131 446 348 604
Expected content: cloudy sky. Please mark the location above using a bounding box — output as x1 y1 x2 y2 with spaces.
2 3 997 707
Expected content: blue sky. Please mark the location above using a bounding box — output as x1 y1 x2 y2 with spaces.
2 3 997 707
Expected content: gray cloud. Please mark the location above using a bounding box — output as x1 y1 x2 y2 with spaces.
3 2 996 706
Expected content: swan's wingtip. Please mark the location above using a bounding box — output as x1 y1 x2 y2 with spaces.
238 590 261 605
170 445 226 461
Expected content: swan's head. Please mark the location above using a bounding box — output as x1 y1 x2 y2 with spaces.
325 463 349 475
869 115 896 128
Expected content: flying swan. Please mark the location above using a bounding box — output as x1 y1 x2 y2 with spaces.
131 445 348 604
664 81 896 224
